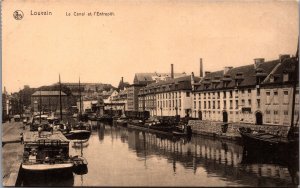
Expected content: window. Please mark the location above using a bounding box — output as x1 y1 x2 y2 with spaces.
241 99 245 106
257 99 261 108
283 73 289 82
204 101 206 109
199 101 201 109
274 91 278 104
213 101 215 109
223 91 226 98
194 101 196 109
283 91 289 104
217 101 220 109
230 100 233 109
248 99 251 106
179 100 181 107
230 91 233 98
186 92 190 97
266 110 271 123
274 111 279 124
248 89 251 93
235 100 239 109
223 100 226 109
208 101 211 109
257 88 260 96
266 91 271 104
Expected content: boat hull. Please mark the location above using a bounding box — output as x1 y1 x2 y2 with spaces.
22 163 73 172
64 130 91 140
238 129 297 153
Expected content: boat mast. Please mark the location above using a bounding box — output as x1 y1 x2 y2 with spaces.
288 40 299 139
39 88 42 124
59 74 63 122
79 77 82 118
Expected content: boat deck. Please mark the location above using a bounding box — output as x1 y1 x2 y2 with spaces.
23 131 69 143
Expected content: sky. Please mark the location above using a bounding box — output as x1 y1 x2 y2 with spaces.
2 0 299 93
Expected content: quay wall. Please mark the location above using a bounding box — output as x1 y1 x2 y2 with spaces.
188 120 290 140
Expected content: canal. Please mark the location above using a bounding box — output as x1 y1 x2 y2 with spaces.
20 121 299 187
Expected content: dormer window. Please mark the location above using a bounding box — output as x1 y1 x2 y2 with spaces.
283 73 289 82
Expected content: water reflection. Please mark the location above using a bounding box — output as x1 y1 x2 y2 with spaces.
18 121 299 187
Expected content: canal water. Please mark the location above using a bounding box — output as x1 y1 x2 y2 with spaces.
20 121 299 187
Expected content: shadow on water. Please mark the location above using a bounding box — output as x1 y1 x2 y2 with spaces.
17 169 74 187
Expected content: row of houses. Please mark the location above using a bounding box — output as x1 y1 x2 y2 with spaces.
110 54 298 127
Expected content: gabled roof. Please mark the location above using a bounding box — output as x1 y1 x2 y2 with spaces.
32 91 67 96
263 57 298 84
195 59 280 91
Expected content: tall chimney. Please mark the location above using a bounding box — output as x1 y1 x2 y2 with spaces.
121 77 124 84
200 58 203 78
171 64 174 79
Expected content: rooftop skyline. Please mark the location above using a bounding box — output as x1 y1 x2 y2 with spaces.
3 0 298 93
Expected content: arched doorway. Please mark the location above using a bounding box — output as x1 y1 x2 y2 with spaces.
255 111 263 125
198 111 202 120
223 111 228 123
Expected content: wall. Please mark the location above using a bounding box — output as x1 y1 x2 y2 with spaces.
189 120 291 138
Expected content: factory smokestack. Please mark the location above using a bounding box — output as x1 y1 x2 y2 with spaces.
200 58 203 78
171 64 174 79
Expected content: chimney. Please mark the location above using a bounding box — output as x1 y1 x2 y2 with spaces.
224 66 233 75
200 58 203 78
279 54 290 62
191 72 195 91
205 71 211 76
254 58 265 69
121 77 124 84
171 64 174 79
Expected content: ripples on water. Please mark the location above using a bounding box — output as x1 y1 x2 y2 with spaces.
20 121 299 187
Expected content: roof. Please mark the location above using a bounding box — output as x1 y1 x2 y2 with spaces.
139 75 201 95
23 131 69 143
263 57 298 85
32 91 67 96
133 72 187 84
195 59 280 91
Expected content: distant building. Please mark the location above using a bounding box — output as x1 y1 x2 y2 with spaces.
127 84 145 111
138 75 201 117
192 55 299 127
31 91 68 113
130 65 187 112
2 87 9 120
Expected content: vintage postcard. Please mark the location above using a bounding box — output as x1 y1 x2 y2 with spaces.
2 0 299 187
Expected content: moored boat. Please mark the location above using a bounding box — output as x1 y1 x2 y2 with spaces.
114 115 129 127
21 131 73 172
64 122 91 140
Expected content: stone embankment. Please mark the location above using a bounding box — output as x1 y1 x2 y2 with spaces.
188 120 290 141
2 121 24 186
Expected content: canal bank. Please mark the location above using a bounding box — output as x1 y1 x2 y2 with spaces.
188 120 290 141
2 121 24 186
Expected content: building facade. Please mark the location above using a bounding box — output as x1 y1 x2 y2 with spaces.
138 75 200 117
192 55 298 127
31 91 68 113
